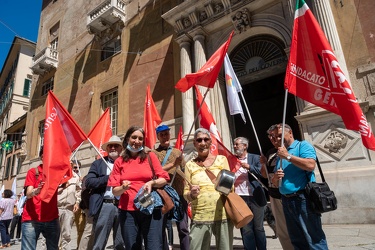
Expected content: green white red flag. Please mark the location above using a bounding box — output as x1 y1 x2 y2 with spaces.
88 107 112 157
285 0 375 150
40 91 87 202
175 31 234 92
143 85 162 149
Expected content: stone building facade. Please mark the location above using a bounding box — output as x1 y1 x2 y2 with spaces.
22 0 375 223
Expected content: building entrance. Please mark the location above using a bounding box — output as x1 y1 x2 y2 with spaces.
232 73 301 154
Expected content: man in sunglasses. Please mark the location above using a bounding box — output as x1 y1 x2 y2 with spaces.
56 160 82 250
85 135 125 250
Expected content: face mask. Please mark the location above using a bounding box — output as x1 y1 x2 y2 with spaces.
126 144 144 153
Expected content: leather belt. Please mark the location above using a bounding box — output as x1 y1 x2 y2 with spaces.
103 199 119 206
282 190 305 198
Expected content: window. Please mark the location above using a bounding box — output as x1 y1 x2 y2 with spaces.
101 36 121 61
23 79 32 97
39 120 45 153
42 77 54 96
101 89 118 134
4 156 12 179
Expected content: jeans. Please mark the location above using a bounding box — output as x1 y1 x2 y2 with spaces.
240 196 267 250
0 219 12 245
282 193 328 250
9 214 22 239
92 203 124 250
21 219 60 250
119 209 164 250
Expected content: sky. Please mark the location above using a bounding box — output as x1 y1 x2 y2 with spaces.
0 0 42 71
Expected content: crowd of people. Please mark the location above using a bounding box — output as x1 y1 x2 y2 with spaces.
9 122 328 250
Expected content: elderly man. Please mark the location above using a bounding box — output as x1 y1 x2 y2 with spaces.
152 124 189 250
272 123 328 249
57 160 82 250
85 135 125 250
233 137 267 250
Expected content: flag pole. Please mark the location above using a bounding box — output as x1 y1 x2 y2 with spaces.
278 89 289 187
182 87 210 148
237 91 270 190
70 141 84 160
238 91 263 155
171 87 211 186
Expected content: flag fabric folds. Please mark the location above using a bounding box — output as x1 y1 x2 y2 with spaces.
174 126 184 151
175 31 234 92
143 85 162 149
194 86 240 172
224 54 246 123
284 0 375 150
88 108 112 157
40 91 87 202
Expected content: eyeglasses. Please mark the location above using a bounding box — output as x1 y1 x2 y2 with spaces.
130 135 144 141
196 138 210 143
108 144 121 148
73 166 78 169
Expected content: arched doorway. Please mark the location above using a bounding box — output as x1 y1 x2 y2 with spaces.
229 35 301 154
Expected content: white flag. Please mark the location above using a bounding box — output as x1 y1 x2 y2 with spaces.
11 177 17 199
224 54 246 123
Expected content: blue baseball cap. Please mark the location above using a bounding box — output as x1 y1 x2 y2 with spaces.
156 125 170 134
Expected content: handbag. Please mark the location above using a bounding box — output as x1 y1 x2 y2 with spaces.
305 157 337 213
147 154 176 215
205 168 253 229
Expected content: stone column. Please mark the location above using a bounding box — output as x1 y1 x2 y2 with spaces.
176 36 194 134
192 31 212 109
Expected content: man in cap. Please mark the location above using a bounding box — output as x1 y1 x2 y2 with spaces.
153 124 189 250
85 135 125 250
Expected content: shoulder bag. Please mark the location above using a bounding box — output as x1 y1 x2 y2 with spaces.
305 157 338 213
205 168 253 229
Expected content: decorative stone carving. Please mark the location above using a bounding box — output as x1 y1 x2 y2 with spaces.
323 131 348 153
232 9 250 33
214 3 224 14
200 10 208 22
183 18 192 28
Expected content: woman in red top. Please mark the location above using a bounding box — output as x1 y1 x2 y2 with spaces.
108 126 170 250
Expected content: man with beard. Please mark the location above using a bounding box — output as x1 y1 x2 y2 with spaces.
233 137 267 250
85 136 125 250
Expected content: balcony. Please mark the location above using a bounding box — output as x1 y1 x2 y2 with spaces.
30 47 58 75
87 0 126 35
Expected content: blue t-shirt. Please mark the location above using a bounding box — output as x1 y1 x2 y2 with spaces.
277 140 316 195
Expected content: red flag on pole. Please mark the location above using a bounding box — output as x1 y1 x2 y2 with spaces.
174 126 184 151
143 85 162 149
285 0 375 150
88 108 112 157
175 31 234 93
194 86 241 171
40 91 87 202
194 86 221 153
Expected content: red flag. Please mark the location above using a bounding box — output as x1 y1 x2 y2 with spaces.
194 86 221 155
285 0 375 150
175 31 234 92
143 85 162 149
174 126 184 151
40 91 87 202
88 108 112 157
194 86 241 171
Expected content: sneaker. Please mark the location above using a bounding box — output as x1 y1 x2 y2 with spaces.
169 244 173 250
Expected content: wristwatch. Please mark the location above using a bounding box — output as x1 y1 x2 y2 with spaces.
286 154 292 162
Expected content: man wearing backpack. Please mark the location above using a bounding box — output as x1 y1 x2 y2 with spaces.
153 125 189 250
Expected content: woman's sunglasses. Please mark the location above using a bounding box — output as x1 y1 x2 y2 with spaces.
196 138 210 143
